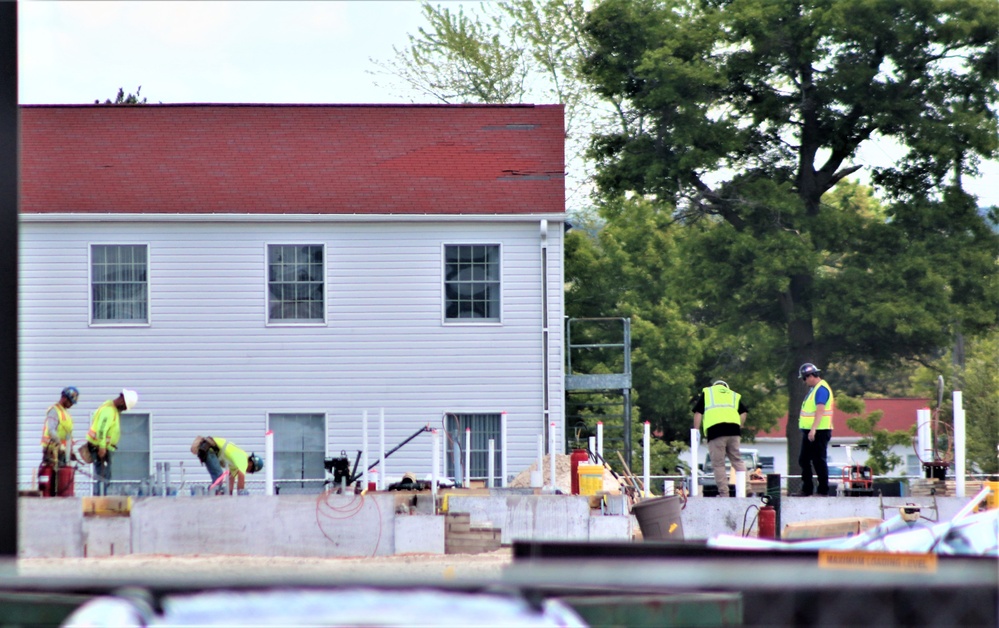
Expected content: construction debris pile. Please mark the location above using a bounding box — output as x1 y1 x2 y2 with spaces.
508 454 623 495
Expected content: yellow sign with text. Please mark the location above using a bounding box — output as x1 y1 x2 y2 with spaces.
819 550 938 573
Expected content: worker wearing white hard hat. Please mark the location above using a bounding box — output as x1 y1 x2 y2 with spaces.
85 389 138 496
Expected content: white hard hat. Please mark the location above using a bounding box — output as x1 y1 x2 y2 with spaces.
121 389 138 411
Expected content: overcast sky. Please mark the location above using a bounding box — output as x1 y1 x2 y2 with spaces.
17 1 998 207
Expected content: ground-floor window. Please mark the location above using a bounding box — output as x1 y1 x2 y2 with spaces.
270 413 326 493
445 413 502 485
111 413 151 493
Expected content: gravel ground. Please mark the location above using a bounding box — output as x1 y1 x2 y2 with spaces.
15 549 514 583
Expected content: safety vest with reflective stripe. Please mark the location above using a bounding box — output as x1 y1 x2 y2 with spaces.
212 437 249 475
41 404 73 446
701 385 742 432
87 400 121 450
799 380 834 430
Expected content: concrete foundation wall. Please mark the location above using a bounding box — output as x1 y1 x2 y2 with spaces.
18 494 973 558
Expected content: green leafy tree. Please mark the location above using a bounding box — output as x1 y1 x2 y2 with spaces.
96 87 147 105
840 398 916 475
581 0 999 473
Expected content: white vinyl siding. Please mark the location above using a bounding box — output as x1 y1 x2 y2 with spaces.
17 218 564 490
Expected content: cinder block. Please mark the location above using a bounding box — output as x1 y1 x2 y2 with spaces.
588 515 633 541
18 497 84 558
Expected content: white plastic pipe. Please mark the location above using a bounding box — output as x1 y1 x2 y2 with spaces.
362 410 369 490
735 470 747 498
464 427 471 488
917 407 931 464
588 436 596 461
549 421 557 491
533 434 543 488
596 421 604 460
500 411 508 487
379 408 386 490
431 428 439 509
643 421 651 497
264 429 274 496
954 391 965 498
487 438 495 488
690 428 700 498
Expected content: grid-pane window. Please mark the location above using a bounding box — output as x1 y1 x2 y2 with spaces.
446 413 502 485
91 244 148 323
444 245 500 321
268 244 325 322
270 413 325 492
906 454 921 477
113 413 150 486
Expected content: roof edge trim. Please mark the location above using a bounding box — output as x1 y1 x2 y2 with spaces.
20 213 567 224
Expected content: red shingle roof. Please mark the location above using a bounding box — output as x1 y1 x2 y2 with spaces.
758 398 930 439
20 104 565 215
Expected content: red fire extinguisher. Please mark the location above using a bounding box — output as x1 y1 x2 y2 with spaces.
570 448 589 495
759 502 776 538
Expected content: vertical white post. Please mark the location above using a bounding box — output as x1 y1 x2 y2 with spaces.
954 391 966 498
464 427 471 488
588 436 596 461
264 429 274 496
549 421 557 491
917 407 931 465
431 428 439 510
362 410 369 489
487 439 495 488
690 428 700 498
643 421 651 497
533 433 543 488
379 408 386 490
735 470 747 498
596 421 604 460
500 411 508 487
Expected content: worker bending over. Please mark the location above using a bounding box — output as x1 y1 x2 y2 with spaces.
191 436 263 495
86 389 138 496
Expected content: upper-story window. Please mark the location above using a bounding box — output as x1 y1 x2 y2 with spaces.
267 244 325 324
91 244 149 325
444 244 500 322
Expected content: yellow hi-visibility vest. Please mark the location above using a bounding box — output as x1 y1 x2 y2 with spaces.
41 404 74 446
701 385 741 433
799 380 834 430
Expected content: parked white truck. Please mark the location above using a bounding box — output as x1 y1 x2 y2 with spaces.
698 448 774 496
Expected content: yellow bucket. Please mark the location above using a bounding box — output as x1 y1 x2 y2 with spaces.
578 464 604 496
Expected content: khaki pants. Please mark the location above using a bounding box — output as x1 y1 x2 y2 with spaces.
707 435 745 497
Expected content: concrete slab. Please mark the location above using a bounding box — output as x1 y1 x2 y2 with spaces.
83 516 131 557
588 515 633 541
394 515 445 555
18 498 83 558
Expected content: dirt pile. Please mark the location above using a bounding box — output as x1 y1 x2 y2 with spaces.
508 454 622 494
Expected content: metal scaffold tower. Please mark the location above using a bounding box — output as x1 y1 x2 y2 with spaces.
564 317 633 469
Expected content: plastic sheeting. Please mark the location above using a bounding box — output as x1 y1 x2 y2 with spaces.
64 587 589 627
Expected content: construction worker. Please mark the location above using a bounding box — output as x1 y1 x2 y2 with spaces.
40 386 79 496
86 389 138 496
693 380 747 497
797 363 834 496
191 436 263 495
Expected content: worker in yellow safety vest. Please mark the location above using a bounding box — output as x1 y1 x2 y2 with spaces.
86 389 138 496
41 386 78 468
191 436 264 495
797 363 834 496
693 380 748 497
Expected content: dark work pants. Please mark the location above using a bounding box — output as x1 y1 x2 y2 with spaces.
88 443 112 496
798 429 831 496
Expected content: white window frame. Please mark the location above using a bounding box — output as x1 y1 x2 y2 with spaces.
441 243 503 325
264 243 328 326
88 243 151 327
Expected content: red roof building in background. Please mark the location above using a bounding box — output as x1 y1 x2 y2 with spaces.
758 398 930 439
19 104 565 216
